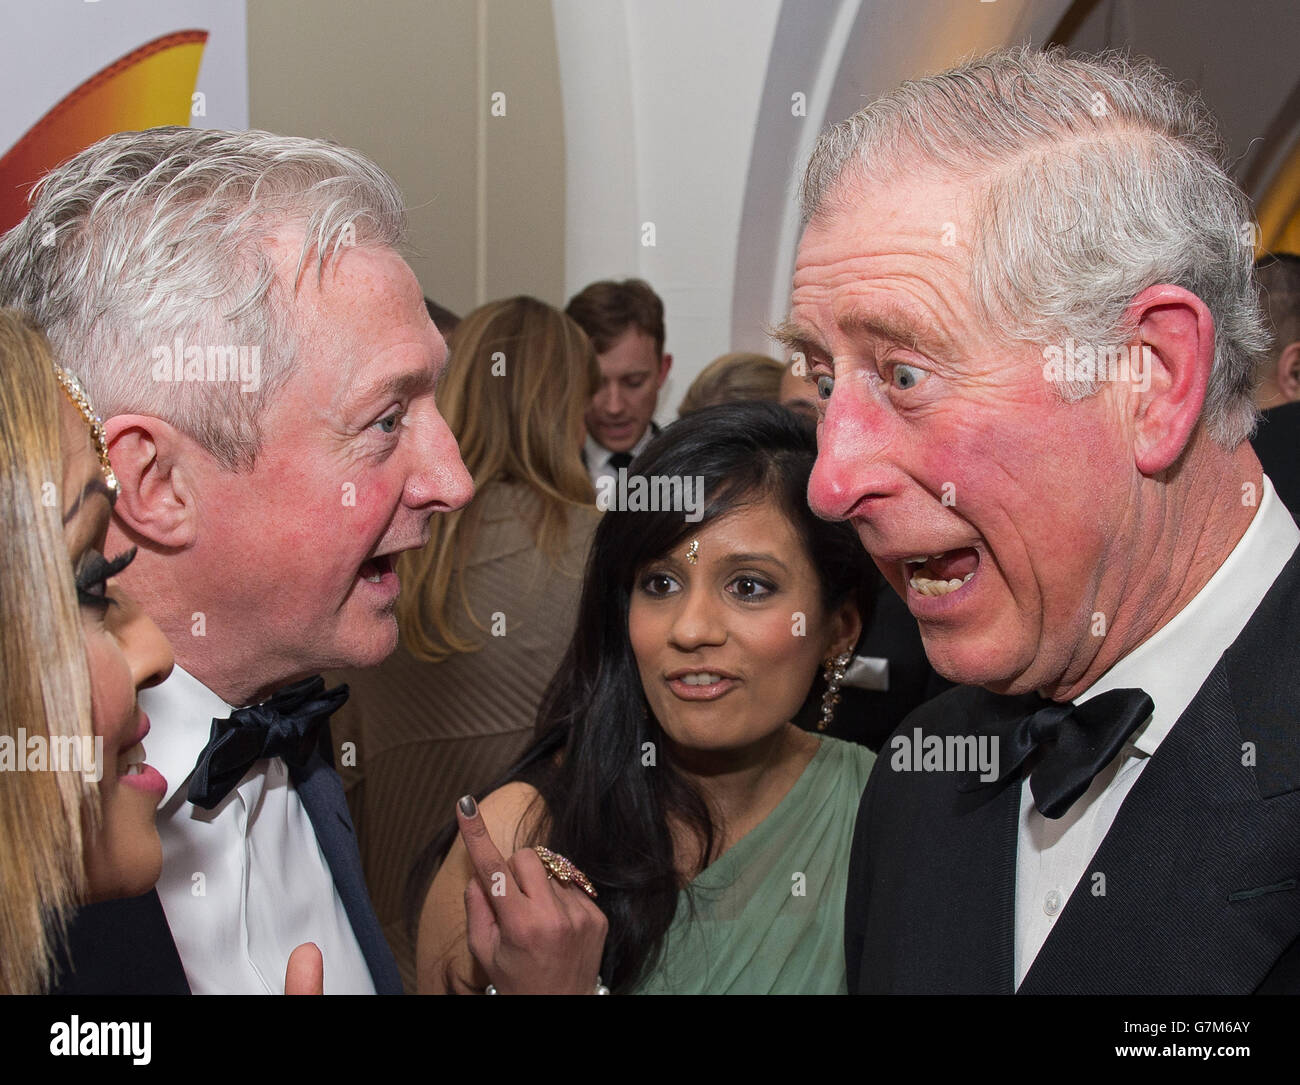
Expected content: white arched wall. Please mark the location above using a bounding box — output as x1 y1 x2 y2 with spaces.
553 1 1075 422
553 0 783 421
732 0 1073 359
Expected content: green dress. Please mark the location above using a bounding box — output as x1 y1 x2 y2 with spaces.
630 736 876 994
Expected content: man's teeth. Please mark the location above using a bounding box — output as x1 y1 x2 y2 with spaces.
363 572 383 583
903 551 976 597
909 571 975 596
680 673 725 686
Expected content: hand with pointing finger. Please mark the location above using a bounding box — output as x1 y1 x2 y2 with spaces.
456 795 608 994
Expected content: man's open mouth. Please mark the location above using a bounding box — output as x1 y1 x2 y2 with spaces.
358 554 396 583
903 547 979 596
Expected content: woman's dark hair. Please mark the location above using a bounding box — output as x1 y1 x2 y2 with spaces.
409 401 878 990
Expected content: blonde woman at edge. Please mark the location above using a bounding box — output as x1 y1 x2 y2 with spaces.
332 296 601 990
0 312 326 995
0 311 178 992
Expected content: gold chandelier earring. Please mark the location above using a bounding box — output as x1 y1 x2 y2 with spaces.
819 651 852 731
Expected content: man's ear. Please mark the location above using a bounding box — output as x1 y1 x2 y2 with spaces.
828 599 863 660
657 352 673 387
1124 285 1214 475
1275 341 1300 403
104 414 198 548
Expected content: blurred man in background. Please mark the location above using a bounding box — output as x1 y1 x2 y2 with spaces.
566 278 671 484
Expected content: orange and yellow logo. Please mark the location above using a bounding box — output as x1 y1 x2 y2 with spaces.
0 30 208 234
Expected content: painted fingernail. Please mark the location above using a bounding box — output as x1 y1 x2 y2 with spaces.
458 795 478 818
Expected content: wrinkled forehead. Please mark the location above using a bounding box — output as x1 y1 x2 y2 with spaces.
798 170 978 270
790 171 981 339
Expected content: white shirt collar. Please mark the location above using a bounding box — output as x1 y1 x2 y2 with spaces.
1076 475 1299 755
141 663 235 807
585 425 655 468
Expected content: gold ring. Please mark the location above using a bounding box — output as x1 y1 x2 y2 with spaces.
533 845 598 899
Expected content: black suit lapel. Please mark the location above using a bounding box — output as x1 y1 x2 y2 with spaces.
1021 545 1300 994
919 757 1021 993
932 689 1022 993
850 688 1022 993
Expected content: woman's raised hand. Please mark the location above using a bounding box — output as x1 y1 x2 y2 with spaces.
456 796 608 994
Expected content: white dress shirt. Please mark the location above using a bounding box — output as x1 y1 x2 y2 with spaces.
585 426 656 489
142 665 376 994
1014 475 1300 987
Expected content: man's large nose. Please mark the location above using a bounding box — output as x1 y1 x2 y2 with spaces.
408 412 474 511
808 386 896 522
604 382 626 417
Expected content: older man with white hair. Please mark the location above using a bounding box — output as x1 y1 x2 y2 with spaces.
781 48 1300 994
0 127 606 994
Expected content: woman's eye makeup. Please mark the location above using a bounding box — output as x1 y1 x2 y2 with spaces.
74 547 137 610
638 568 778 602
639 571 679 597
728 575 776 601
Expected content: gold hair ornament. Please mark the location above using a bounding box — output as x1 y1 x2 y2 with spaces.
53 366 117 494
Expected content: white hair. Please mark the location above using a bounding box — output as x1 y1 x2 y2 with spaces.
801 47 1269 448
0 127 407 468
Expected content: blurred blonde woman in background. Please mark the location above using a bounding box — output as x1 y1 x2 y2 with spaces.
677 351 784 416
0 311 174 993
333 296 601 990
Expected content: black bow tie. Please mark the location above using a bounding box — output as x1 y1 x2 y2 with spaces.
187 676 349 810
958 686 1154 819
607 451 634 470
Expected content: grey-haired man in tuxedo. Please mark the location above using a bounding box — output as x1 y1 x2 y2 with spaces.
780 48 1300 994
0 127 605 994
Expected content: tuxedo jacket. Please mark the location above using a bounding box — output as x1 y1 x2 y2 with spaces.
844 545 1300 994
54 731 402 995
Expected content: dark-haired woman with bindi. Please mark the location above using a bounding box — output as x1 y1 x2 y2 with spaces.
416 401 879 993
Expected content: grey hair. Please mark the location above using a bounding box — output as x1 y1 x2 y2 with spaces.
0 127 407 468
801 47 1269 448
